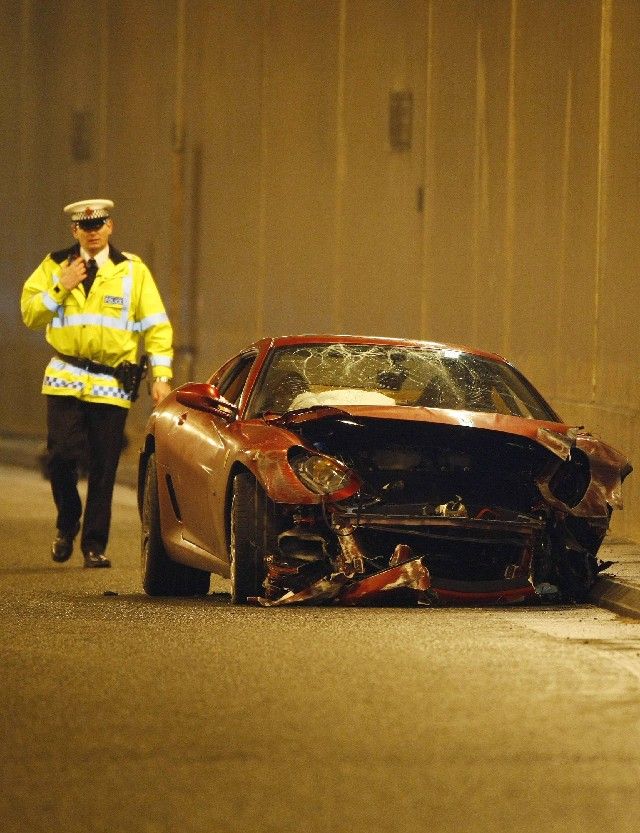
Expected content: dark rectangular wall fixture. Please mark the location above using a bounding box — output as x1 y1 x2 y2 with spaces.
389 90 413 151
71 110 95 162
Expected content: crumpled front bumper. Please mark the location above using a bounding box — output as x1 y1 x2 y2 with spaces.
253 504 545 607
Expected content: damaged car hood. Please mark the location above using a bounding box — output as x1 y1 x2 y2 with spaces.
271 404 631 519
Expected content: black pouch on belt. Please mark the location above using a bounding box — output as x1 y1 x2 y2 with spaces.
115 355 148 401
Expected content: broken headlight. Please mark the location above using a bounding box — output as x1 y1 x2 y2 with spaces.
547 447 591 507
289 450 360 498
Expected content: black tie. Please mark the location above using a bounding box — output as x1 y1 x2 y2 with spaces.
84 259 98 294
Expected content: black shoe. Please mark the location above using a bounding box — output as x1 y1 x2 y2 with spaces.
83 551 111 569
51 525 80 563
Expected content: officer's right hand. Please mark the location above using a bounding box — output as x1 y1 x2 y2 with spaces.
60 257 87 290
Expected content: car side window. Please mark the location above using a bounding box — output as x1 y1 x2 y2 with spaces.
216 353 257 405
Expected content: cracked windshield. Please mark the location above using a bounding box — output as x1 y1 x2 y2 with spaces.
248 344 556 421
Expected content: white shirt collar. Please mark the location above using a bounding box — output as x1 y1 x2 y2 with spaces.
80 245 109 268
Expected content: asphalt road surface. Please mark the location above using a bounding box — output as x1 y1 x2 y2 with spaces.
1 464 640 833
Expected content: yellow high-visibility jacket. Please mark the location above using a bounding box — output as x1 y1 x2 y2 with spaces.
21 243 173 409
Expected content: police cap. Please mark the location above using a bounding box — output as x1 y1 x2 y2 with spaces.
64 199 114 229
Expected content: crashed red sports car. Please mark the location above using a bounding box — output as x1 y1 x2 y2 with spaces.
138 334 631 606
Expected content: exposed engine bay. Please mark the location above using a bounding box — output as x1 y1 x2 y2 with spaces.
255 414 623 606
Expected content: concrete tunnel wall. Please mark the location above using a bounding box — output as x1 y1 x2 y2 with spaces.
2 0 639 538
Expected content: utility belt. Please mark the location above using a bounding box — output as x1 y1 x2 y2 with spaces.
56 352 148 401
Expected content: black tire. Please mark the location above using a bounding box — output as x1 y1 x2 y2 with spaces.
557 549 598 603
141 453 210 596
230 471 276 604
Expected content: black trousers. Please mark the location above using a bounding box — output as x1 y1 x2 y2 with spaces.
46 396 128 554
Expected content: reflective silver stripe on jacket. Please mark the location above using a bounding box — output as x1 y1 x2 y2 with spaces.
149 354 173 368
47 263 169 332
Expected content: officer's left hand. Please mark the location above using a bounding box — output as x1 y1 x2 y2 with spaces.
152 380 172 405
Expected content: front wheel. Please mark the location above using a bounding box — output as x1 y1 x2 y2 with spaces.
229 471 276 604
141 453 210 596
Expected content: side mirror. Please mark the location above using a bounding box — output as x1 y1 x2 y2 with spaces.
175 383 238 419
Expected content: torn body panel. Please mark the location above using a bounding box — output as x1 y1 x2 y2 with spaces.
535 426 631 516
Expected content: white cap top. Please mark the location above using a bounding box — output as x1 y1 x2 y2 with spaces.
63 199 114 222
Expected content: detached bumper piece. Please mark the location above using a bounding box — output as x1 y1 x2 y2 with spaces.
255 555 431 607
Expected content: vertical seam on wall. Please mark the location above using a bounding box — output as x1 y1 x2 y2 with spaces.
98 4 109 193
170 0 186 351
332 0 347 333
419 0 434 340
594 0 612 402
473 24 488 348
557 68 573 396
503 0 518 356
19 0 32 248
256 0 270 340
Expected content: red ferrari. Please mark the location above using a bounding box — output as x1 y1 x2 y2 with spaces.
138 334 631 606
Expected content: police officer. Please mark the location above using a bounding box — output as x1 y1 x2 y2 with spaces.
21 199 173 568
